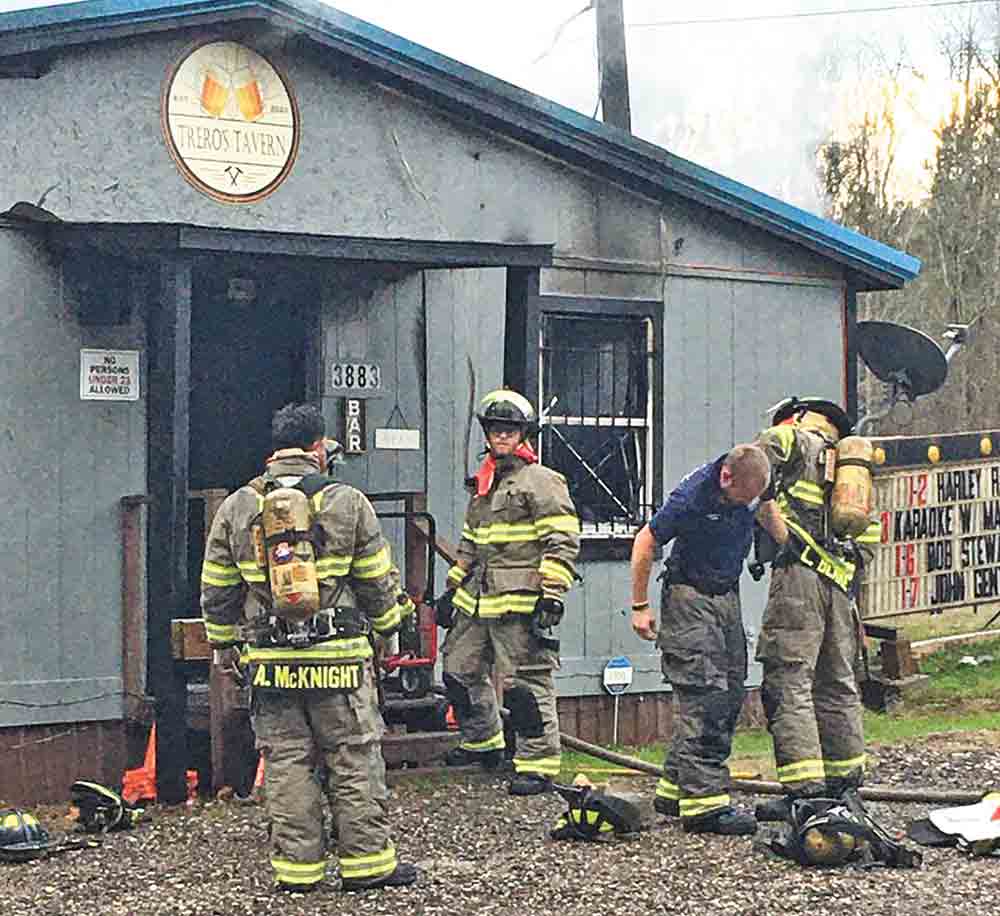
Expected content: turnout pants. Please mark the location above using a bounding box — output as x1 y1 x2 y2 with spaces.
656 585 747 821
442 612 561 778
756 562 865 797
251 663 396 888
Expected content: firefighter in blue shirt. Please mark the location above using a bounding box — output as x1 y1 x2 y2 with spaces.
630 444 772 836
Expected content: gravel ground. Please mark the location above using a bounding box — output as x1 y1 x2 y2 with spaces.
2 730 998 916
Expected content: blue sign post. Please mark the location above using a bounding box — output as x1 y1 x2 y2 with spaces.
602 656 634 745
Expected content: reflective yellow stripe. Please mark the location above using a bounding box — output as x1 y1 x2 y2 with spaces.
202 559 241 587
371 604 400 633
535 514 580 535
244 638 373 663
569 809 615 831
453 587 538 617
315 556 352 578
339 844 397 879
202 571 241 587
204 621 239 643
203 560 240 578
447 564 466 585
271 858 327 885
351 546 392 579
464 522 539 545
460 731 506 752
513 755 561 776
824 754 866 776
855 520 882 544
776 758 826 783
235 560 268 585
539 558 573 587
788 480 825 505
680 793 730 818
655 778 680 801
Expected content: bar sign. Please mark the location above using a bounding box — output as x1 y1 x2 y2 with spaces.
341 398 366 454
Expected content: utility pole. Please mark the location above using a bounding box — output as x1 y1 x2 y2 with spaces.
595 0 631 131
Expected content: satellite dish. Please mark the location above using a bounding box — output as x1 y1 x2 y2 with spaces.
857 320 948 398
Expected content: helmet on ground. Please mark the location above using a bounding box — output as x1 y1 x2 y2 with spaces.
550 785 642 842
0 809 51 861
477 389 537 437
771 397 853 440
71 781 141 833
799 822 858 866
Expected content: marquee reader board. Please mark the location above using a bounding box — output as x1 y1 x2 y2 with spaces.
861 430 1000 619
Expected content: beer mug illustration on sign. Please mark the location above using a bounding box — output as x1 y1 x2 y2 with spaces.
234 66 264 121
200 64 230 117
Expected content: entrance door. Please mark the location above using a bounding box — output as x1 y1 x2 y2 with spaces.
187 255 317 609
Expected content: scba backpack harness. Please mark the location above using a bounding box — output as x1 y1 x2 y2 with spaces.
766 791 921 868
249 473 338 623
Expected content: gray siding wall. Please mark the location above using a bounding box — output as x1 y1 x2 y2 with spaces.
0 26 856 706
0 33 661 260
321 266 425 496
423 268 507 550
543 256 846 695
0 229 146 726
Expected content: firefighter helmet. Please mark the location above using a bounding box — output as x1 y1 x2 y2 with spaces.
771 397 853 440
550 785 642 842
477 389 537 437
800 822 858 866
0 809 52 861
71 781 141 833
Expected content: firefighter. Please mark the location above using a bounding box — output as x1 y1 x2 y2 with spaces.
201 403 418 893
436 389 580 795
630 444 772 836
754 397 881 802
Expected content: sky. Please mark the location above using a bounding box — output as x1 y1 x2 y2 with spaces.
0 0 986 214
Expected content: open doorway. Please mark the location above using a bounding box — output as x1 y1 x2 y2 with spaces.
186 254 318 609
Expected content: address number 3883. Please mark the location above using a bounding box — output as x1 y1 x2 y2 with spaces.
329 363 381 391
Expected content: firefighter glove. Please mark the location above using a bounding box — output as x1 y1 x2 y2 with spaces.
435 590 456 629
534 595 564 629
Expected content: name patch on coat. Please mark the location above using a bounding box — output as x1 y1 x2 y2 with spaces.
251 661 363 691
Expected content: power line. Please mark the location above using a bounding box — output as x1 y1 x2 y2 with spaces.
629 0 996 29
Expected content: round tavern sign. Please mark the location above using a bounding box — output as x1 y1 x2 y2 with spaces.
162 41 299 203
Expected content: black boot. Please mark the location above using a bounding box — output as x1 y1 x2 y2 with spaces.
654 796 680 817
341 862 418 892
508 773 553 796
682 806 757 836
444 747 503 770
754 796 792 823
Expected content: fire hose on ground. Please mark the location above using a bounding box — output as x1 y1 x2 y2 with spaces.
557 732 985 806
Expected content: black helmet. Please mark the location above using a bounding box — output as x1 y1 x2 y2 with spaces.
477 389 537 437
550 785 642 842
71 781 141 833
771 397 853 439
0 809 51 861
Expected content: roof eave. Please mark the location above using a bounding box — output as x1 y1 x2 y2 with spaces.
0 0 920 291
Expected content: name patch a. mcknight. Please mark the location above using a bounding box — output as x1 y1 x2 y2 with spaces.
251 661 362 690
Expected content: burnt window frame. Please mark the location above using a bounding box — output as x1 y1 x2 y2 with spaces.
519 290 663 561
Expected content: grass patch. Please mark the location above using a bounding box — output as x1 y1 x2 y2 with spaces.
908 636 1000 706
863 708 1000 745
874 606 1000 642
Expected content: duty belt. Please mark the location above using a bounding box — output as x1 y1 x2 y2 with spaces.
254 608 370 648
663 565 738 598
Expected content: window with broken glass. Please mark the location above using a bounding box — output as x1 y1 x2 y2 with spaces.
538 313 656 537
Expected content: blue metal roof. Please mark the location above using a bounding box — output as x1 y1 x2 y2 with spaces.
0 0 920 289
